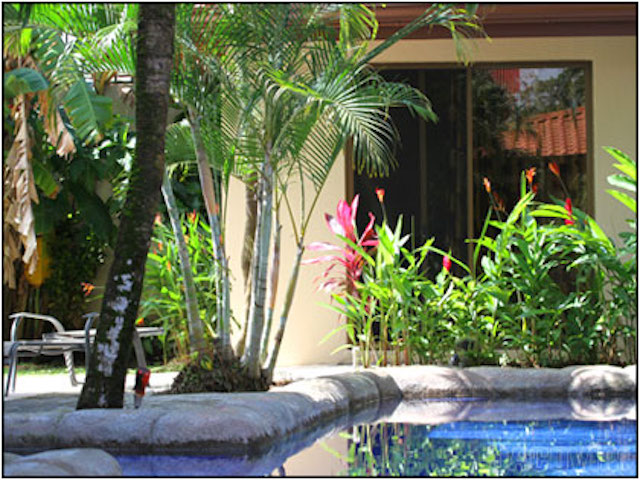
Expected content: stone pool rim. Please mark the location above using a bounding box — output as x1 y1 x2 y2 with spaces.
3 364 636 456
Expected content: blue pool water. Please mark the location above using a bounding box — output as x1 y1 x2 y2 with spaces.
115 399 637 477
337 419 637 477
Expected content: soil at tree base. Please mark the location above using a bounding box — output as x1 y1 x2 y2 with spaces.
169 347 270 393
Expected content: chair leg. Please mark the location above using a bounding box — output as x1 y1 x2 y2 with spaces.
132 330 147 369
5 343 20 396
63 351 78 386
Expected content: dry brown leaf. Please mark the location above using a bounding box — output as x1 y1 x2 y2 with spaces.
3 94 39 282
37 91 76 158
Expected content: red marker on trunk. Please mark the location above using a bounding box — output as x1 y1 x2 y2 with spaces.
134 367 151 408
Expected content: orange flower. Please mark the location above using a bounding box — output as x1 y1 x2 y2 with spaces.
525 167 536 185
493 192 506 213
154 213 163 225
548 162 561 178
135 317 145 326
483 177 491 194
532 183 539 194
187 210 197 223
157 241 164 252
81 282 95 297
166 260 172 271
375 188 385 204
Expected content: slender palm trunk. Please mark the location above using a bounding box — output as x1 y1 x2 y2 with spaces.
235 180 258 357
77 3 175 409
188 109 231 356
265 242 304 382
161 169 206 355
260 219 281 363
242 150 273 378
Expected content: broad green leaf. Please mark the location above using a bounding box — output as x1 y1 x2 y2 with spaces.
31 158 59 196
606 189 636 214
63 81 113 143
607 173 636 193
604 146 636 181
4 68 48 98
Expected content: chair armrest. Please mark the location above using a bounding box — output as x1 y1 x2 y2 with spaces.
8 312 67 342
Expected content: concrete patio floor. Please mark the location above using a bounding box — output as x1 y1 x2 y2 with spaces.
2 364 356 401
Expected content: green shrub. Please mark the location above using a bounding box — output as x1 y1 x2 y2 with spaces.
316 156 636 367
139 212 218 362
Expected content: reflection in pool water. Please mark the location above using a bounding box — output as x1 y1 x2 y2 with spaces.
322 419 637 477
115 398 636 477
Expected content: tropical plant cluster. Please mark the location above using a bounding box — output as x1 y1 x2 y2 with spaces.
314 150 637 368
3 3 483 396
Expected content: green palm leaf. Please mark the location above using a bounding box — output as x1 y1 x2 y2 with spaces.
63 81 112 143
3 67 48 97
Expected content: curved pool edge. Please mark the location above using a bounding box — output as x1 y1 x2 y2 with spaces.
3 365 636 455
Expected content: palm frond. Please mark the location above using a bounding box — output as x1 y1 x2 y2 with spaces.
165 120 196 166
360 3 483 66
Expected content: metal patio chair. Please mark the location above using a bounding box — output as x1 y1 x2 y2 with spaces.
3 312 163 396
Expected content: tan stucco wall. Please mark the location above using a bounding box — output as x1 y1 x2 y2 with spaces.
226 152 352 366
225 35 637 366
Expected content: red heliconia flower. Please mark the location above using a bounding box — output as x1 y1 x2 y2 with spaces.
548 162 561 178
443 255 452 273
375 188 385 204
135 317 145 326
483 177 491 194
564 197 575 225
532 183 539 194
525 167 536 185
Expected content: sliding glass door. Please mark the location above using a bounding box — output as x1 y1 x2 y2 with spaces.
351 63 590 272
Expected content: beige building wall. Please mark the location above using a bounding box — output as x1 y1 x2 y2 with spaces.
225 35 637 367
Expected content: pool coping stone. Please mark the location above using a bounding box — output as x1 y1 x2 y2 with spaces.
3 364 636 459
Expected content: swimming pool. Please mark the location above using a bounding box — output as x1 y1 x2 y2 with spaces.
115 398 636 476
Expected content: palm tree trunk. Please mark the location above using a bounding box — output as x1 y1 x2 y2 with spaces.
161 169 206 355
77 3 175 409
242 150 273 378
235 180 258 357
188 109 231 356
260 218 281 363
265 242 304 383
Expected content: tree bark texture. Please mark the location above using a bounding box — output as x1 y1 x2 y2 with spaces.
161 170 206 355
77 3 175 409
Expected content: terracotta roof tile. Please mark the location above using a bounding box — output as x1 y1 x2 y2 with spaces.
501 106 586 157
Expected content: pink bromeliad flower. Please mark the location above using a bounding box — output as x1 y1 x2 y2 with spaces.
304 195 378 296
